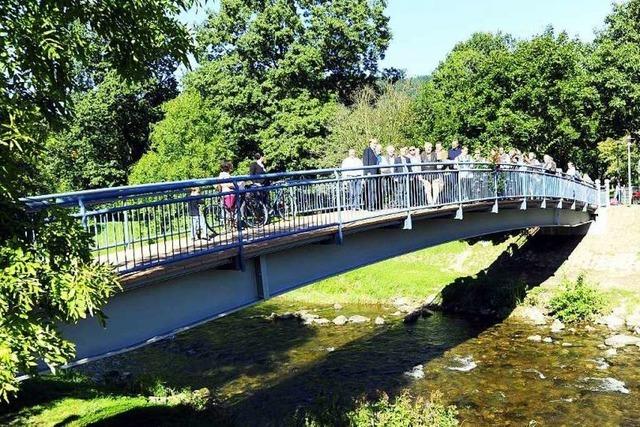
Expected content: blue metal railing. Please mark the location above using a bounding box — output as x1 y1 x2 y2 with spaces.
21 162 601 274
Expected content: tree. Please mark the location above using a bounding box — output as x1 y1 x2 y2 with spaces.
414 30 601 173
322 83 418 168
180 0 389 170
45 69 179 191
590 0 640 142
0 0 196 400
129 90 231 183
597 136 639 186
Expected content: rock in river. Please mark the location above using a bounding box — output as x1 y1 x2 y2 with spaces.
604 334 640 348
513 306 547 325
579 377 629 394
446 355 477 372
404 364 425 379
601 314 625 331
527 335 543 343
332 315 348 326
348 315 369 324
550 319 565 333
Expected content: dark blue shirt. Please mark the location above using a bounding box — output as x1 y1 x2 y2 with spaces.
448 147 462 160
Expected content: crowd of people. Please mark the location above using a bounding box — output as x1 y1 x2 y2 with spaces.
187 140 594 240
338 138 594 210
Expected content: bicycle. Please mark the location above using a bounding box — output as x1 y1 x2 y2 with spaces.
239 181 297 227
203 181 296 234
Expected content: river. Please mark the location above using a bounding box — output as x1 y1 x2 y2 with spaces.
78 300 640 425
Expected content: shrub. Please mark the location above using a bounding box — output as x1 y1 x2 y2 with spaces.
346 391 458 427
548 275 606 323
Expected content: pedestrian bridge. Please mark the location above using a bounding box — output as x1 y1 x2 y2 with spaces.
24 163 604 364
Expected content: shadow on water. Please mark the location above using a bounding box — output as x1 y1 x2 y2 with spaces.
7 229 588 426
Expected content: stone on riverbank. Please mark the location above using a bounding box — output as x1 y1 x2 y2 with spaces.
543 337 553 343
604 334 640 348
374 316 385 325
513 306 547 325
550 319 565 333
626 311 640 332
348 315 369 324
601 315 625 331
527 335 542 342
333 303 343 310
332 315 348 326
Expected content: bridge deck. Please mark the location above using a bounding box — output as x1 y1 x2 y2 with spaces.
117 198 585 288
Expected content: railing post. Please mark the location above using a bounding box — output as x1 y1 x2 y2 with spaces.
234 181 245 270
455 167 463 220
604 179 611 208
491 167 499 214
123 210 130 247
541 172 547 209
403 164 412 229
520 168 527 210
78 198 88 229
334 170 344 244
595 179 601 210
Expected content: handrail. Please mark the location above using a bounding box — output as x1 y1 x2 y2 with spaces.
21 162 596 209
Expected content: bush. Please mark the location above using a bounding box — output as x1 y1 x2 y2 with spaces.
548 275 606 323
346 391 458 427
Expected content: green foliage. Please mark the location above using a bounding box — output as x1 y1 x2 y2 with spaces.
45 71 178 190
548 275 607 323
321 83 419 168
590 0 640 141
346 391 458 427
0 211 120 401
154 0 392 172
414 30 601 172
597 136 640 185
130 90 231 183
0 0 194 401
260 92 339 171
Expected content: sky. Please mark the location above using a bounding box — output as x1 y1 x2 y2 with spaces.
180 0 617 77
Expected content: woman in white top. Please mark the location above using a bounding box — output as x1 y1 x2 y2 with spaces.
217 161 236 210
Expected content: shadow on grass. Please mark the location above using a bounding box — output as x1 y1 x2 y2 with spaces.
441 229 585 319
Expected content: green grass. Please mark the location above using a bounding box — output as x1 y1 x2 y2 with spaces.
280 237 520 305
16 396 152 427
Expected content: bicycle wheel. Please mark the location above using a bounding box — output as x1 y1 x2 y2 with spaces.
203 203 228 235
275 188 297 220
241 196 269 228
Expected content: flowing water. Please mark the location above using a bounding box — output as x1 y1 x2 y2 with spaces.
79 301 640 425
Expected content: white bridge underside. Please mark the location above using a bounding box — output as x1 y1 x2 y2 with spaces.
60 202 593 366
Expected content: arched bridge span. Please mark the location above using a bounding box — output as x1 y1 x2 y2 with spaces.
23 163 603 364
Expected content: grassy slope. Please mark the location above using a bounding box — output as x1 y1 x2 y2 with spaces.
280 237 520 305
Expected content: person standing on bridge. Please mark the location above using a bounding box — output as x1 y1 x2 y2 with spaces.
362 138 379 210
249 153 270 205
448 139 462 161
421 142 438 205
188 187 208 241
341 149 364 210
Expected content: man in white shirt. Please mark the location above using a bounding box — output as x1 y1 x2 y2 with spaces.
341 149 364 209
